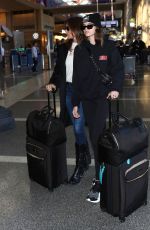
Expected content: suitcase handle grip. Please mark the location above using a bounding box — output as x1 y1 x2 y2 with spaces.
111 112 130 127
48 90 56 118
108 99 119 128
108 99 130 128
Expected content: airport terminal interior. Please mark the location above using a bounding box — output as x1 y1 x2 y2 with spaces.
0 0 150 229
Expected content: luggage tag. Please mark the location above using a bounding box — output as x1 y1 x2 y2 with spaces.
99 163 106 184
127 159 131 165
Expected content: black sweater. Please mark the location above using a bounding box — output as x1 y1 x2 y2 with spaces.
72 40 124 106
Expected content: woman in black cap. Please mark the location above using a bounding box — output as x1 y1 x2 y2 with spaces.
72 13 124 203
46 17 91 185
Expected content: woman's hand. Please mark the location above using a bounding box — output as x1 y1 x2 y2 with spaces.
46 84 56 92
72 106 80 119
107 91 119 100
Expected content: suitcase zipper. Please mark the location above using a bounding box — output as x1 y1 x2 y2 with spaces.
125 159 149 182
27 152 44 160
126 169 149 183
27 142 44 160
47 121 52 135
112 133 119 150
125 159 148 176
27 142 43 150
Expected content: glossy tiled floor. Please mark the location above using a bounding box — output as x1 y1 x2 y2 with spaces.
0 64 150 230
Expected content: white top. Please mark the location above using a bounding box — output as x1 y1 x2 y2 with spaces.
32 46 38 58
1 47 4 56
65 42 78 83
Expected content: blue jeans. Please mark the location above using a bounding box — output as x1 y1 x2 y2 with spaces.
66 83 87 145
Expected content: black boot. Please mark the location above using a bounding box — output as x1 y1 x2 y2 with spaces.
85 142 91 166
69 144 90 185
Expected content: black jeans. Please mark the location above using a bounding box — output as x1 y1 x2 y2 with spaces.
0 62 4 91
82 98 108 180
32 58 38 72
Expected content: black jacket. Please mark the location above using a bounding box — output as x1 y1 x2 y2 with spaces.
131 40 146 52
49 43 71 125
72 40 124 106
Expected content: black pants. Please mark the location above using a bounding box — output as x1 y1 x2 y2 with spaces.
82 98 108 180
0 62 4 91
32 58 38 72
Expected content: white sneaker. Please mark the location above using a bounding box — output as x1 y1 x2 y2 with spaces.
86 179 101 203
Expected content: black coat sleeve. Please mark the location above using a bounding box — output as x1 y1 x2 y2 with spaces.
72 45 90 106
49 45 62 88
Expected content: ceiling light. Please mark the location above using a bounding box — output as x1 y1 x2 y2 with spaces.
79 13 86 17
61 29 66 34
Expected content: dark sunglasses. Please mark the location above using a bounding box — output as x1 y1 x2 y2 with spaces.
81 24 94 30
65 26 70 31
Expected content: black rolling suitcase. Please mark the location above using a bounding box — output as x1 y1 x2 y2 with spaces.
26 92 66 146
99 100 149 166
100 149 149 222
26 92 68 190
99 100 149 222
26 136 68 190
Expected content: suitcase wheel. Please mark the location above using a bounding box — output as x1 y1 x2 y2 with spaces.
101 207 106 213
48 187 54 192
64 178 68 184
100 204 106 212
144 200 147 206
119 217 125 223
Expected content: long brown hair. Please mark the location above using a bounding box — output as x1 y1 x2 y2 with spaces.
95 27 104 47
65 16 85 50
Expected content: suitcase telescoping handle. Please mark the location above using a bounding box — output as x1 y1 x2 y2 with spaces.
108 99 130 129
108 99 119 128
47 90 56 118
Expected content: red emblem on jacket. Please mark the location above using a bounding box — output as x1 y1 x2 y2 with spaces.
99 55 108 60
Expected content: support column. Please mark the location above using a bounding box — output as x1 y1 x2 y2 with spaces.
6 12 13 31
124 0 133 36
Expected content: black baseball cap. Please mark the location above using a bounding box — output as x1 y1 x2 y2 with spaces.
83 13 101 28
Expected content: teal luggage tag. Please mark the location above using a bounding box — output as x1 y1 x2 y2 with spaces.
127 159 131 165
99 163 105 185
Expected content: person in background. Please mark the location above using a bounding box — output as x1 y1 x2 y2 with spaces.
32 42 39 72
0 46 5 97
124 37 133 56
131 36 146 64
1 46 5 68
0 47 2 66
116 40 124 58
54 39 60 53
72 13 124 203
46 17 91 185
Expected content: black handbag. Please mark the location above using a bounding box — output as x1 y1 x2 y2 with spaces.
26 92 66 146
99 100 149 166
85 46 112 85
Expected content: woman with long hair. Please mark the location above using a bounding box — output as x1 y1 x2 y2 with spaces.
72 13 124 203
46 17 91 185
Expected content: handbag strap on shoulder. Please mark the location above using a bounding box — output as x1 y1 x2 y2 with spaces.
85 45 109 78
85 45 102 73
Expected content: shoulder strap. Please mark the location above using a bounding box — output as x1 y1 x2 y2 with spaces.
84 45 102 74
84 44 112 86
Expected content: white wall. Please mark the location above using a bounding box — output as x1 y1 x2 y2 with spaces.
136 0 150 46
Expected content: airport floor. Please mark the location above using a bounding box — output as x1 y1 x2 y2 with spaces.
0 64 150 230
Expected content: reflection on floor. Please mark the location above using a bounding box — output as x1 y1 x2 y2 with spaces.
0 64 150 230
